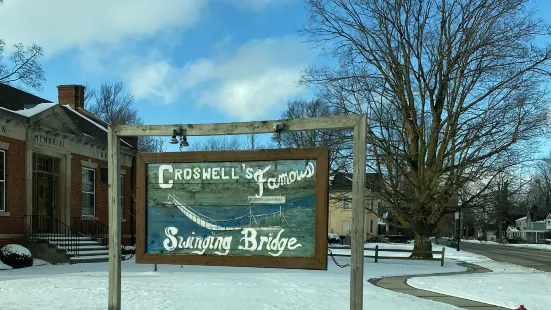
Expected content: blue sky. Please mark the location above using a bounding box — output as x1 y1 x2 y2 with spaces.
1 0 551 154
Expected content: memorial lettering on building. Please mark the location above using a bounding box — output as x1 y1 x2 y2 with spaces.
35 134 67 148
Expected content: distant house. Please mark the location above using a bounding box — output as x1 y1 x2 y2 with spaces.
513 210 551 243
327 172 381 242
506 226 521 239
514 216 528 240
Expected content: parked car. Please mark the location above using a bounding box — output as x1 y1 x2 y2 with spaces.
328 233 341 244
446 238 458 247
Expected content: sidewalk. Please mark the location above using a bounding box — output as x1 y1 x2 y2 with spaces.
369 262 510 310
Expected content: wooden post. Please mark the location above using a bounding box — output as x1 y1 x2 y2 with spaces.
350 115 367 310
107 127 121 310
441 246 445 267
374 245 379 263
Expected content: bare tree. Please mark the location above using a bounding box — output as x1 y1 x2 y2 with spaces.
186 133 276 151
280 98 350 172
0 1 45 90
300 0 551 257
186 136 243 152
524 154 551 211
246 134 258 150
84 81 165 152
244 134 275 150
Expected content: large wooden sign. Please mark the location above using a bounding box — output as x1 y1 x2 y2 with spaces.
135 147 329 270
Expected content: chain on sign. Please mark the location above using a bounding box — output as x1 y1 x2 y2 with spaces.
123 253 135 261
327 249 350 268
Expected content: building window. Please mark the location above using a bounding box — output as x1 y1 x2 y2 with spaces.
82 168 95 216
370 219 374 233
370 199 374 210
0 150 4 212
343 201 350 209
120 174 124 218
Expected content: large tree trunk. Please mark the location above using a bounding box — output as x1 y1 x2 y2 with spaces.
410 233 433 259
410 221 433 259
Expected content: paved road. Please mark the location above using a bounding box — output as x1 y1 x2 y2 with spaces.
439 240 551 272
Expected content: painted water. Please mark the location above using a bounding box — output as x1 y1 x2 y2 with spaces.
146 195 316 257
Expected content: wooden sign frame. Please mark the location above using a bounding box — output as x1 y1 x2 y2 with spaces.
134 147 330 270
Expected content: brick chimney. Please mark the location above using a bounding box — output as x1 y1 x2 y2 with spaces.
57 84 85 109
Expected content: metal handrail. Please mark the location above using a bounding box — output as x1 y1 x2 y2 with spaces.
26 214 80 257
70 217 108 246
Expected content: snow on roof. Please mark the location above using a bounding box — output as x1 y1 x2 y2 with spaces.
63 105 132 148
507 227 520 232
516 216 527 221
0 107 23 115
63 105 107 133
7 102 56 117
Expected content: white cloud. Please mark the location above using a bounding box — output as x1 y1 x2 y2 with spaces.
124 36 318 120
218 0 295 10
0 0 206 55
0 0 315 121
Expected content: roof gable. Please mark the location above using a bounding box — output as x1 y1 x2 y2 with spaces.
62 106 134 149
27 104 82 136
528 210 549 222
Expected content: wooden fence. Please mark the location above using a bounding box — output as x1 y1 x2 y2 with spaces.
328 245 446 267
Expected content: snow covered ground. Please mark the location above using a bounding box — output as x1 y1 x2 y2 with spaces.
408 249 551 310
462 239 551 251
3 242 545 309
333 243 551 309
0 252 468 310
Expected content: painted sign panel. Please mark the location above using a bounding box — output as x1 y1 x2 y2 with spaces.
135 147 329 270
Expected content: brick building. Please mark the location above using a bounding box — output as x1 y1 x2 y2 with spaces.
0 83 137 263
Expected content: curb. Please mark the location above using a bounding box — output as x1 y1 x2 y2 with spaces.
368 262 510 310
462 241 551 253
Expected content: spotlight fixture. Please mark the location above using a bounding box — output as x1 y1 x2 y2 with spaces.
181 136 189 147
169 127 185 145
169 136 179 144
271 122 284 141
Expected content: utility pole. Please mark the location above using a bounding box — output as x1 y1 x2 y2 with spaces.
455 210 461 251
497 182 502 243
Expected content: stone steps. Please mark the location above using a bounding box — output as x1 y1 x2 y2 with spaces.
33 234 110 264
